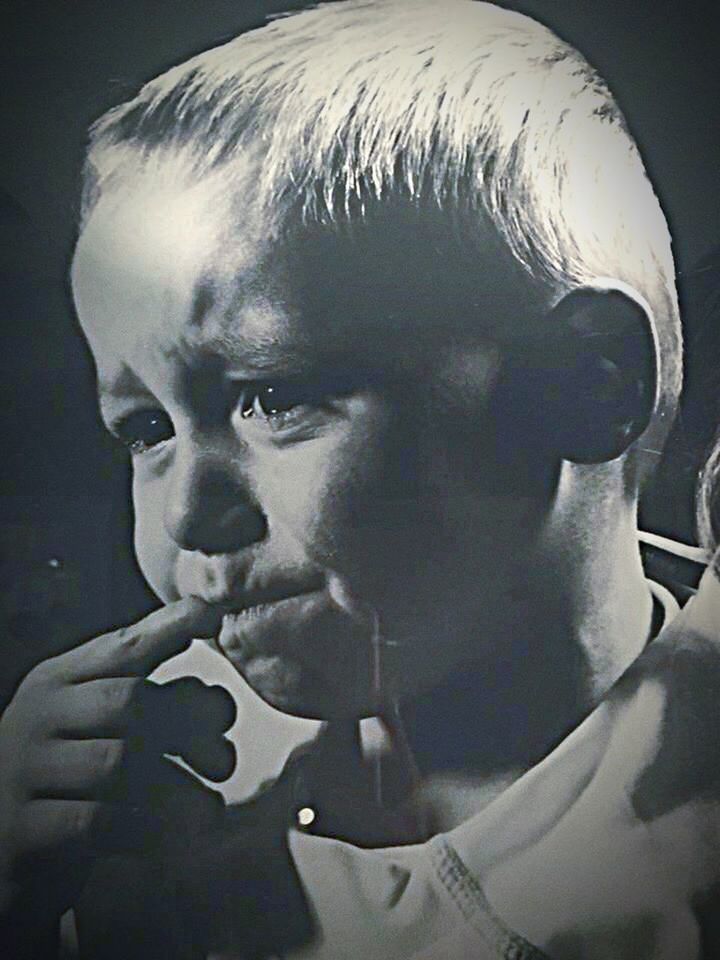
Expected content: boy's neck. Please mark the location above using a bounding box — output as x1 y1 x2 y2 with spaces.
394 501 654 832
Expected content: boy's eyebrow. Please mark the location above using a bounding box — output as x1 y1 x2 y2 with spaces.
95 339 316 404
96 364 149 404
219 334 313 376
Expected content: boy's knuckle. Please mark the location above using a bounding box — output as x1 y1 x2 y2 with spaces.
112 625 144 656
182 676 204 694
104 678 135 715
3 690 46 743
23 658 55 690
71 802 96 838
176 676 205 705
95 740 124 779
211 685 237 725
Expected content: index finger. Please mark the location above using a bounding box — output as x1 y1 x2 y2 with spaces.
58 598 224 682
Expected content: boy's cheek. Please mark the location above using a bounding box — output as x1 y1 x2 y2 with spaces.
132 483 181 602
276 450 446 603
254 402 406 556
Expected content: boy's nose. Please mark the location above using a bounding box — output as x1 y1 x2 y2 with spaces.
163 443 267 555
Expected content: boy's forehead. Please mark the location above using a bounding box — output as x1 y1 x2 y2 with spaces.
73 168 548 360
72 171 287 361
74 170 268 300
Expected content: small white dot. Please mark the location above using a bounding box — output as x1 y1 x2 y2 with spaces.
48 558 61 569
297 806 316 827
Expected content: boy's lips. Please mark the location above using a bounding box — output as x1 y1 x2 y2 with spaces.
190 568 325 614
211 584 322 615
213 585 377 716
176 574 378 714
214 588 329 657
216 587 325 624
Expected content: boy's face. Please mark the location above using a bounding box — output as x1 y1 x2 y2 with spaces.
72 170 552 719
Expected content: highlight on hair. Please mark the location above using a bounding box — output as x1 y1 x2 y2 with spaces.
79 0 681 449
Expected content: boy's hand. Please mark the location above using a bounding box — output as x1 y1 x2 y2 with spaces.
0 597 231 928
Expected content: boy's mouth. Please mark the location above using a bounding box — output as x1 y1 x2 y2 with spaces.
194 571 325 616
217 588 324 623
214 588 329 655
213 588 319 620
208 586 375 716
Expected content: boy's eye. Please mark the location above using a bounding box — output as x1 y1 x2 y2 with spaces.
112 409 174 455
240 383 315 423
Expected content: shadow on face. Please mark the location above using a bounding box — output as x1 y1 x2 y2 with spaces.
73 179 562 719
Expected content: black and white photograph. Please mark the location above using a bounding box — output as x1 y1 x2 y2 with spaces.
2 2 720 957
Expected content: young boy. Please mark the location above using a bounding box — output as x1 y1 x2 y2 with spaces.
1 1 718 957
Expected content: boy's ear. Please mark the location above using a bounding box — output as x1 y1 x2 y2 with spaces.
492 286 657 466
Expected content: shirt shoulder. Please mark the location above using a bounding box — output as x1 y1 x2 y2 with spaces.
286 829 550 960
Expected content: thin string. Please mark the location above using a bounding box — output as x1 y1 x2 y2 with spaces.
370 610 384 806
370 613 429 837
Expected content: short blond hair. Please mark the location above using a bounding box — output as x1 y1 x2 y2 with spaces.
80 0 681 444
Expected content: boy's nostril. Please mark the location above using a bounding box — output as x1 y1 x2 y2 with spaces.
162 449 267 555
164 486 267 555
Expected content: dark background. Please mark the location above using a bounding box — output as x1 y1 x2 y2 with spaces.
1 0 719 702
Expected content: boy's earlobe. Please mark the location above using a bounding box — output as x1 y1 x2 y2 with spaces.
492 286 657 466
